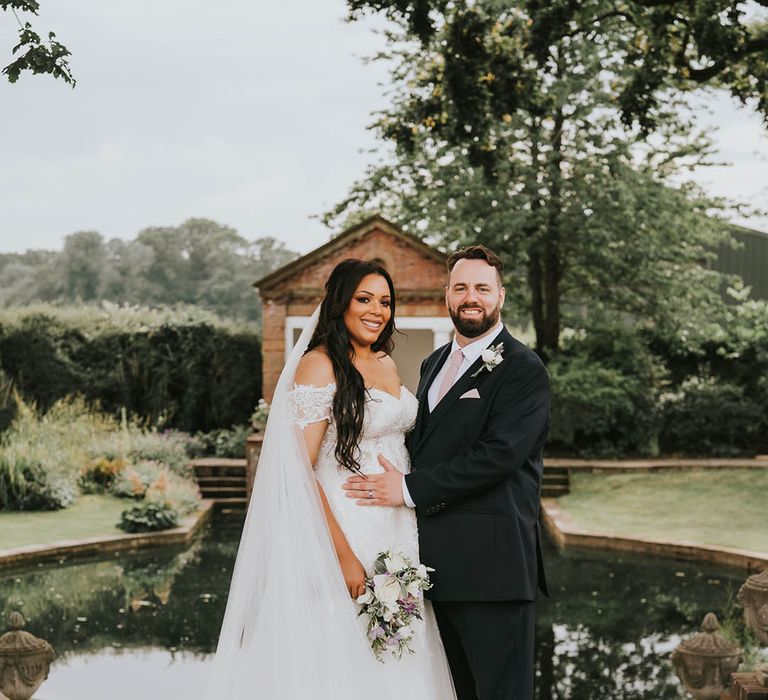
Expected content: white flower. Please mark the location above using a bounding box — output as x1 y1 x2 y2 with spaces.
356 589 374 605
406 580 424 598
384 553 407 572
480 347 503 365
472 343 504 377
373 574 403 612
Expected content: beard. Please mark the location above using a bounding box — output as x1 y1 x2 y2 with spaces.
449 302 501 338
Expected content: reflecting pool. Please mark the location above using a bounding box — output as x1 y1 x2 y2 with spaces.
0 512 750 699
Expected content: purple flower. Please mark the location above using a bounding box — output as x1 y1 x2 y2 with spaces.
367 625 386 642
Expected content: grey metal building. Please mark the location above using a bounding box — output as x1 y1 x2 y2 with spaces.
716 226 768 300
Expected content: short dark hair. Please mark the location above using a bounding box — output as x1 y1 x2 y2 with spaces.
447 245 504 285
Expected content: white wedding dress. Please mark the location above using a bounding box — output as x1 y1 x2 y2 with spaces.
206 308 456 699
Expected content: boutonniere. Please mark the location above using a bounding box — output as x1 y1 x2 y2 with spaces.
471 343 504 378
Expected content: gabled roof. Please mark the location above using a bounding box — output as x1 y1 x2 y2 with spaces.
729 223 768 240
254 215 445 291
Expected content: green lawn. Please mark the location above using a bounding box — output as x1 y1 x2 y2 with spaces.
0 494 127 550
559 469 768 553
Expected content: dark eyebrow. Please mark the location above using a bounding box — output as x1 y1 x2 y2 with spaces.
358 290 391 298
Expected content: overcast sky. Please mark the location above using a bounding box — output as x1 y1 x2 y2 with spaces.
1 1 767 256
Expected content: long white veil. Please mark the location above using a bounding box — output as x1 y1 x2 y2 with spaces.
205 305 385 698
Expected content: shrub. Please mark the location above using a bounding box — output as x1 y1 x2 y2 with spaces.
188 425 250 458
112 459 201 523
78 457 126 494
659 377 767 456
117 502 179 533
250 398 270 428
0 397 110 510
548 324 660 457
0 395 202 517
0 303 262 432
124 430 193 476
0 370 16 434
112 461 163 499
0 449 75 510
144 466 201 516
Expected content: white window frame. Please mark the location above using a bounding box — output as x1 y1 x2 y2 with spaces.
284 315 453 361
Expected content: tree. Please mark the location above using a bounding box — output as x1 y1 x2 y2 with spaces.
330 1 736 356
101 239 156 304
61 231 106 301
135 219 297 321
0 219 299 324
2 1 74 85
347 0 768 134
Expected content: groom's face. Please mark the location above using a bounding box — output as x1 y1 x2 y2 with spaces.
446 258 505 339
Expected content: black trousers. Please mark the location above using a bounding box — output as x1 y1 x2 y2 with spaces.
432 600 536 700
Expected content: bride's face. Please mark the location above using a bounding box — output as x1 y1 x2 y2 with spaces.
343 274 392 348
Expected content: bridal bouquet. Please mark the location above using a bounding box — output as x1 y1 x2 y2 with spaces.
356 550 434 661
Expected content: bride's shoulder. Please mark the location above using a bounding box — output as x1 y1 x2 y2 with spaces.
295 347 335 388
376 351 402 380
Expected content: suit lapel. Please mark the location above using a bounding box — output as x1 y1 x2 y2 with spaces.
417 345 450 403
412 345 451 452
412 328 510 457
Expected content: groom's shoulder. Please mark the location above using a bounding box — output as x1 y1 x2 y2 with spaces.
420 343 449 376
501 331 547 377
428 342 451 361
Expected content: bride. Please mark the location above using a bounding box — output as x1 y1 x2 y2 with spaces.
206 259 456 699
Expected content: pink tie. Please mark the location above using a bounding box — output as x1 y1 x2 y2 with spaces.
436 348 464 404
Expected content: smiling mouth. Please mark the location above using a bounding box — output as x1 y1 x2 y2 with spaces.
460 308 483 316
361 319 382 330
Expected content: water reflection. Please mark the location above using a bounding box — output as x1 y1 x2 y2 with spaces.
0 513 751 699
534 545 748 699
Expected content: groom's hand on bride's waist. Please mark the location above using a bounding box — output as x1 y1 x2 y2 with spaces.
342 455 405 507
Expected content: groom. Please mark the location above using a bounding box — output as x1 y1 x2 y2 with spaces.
344 245 550 700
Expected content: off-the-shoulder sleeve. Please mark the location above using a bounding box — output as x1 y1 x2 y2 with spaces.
287 383 335 429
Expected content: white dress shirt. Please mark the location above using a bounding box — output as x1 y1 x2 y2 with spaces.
402 321 504 507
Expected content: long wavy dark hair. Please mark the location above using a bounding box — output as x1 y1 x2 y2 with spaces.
306 259 396 474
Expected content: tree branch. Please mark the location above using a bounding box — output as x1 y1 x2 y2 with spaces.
560 10 633 40
632 0 682 7
687 37 768 82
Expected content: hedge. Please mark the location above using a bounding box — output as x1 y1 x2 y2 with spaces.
0 304 261 432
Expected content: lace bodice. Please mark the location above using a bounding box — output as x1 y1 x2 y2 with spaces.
287 381 420 571
287 382 336 430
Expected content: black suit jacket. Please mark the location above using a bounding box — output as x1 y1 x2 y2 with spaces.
405 327 550 602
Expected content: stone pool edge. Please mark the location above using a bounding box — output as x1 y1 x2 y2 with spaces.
541 498 768 573
0 499 214 569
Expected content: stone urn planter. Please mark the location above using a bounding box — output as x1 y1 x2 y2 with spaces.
671 613 742 700
0 612 55 700
738 569 768 645
738 568 768 690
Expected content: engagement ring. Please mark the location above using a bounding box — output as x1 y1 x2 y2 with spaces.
367 490 373 499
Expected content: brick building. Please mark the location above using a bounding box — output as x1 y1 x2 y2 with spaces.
255 216 452 402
